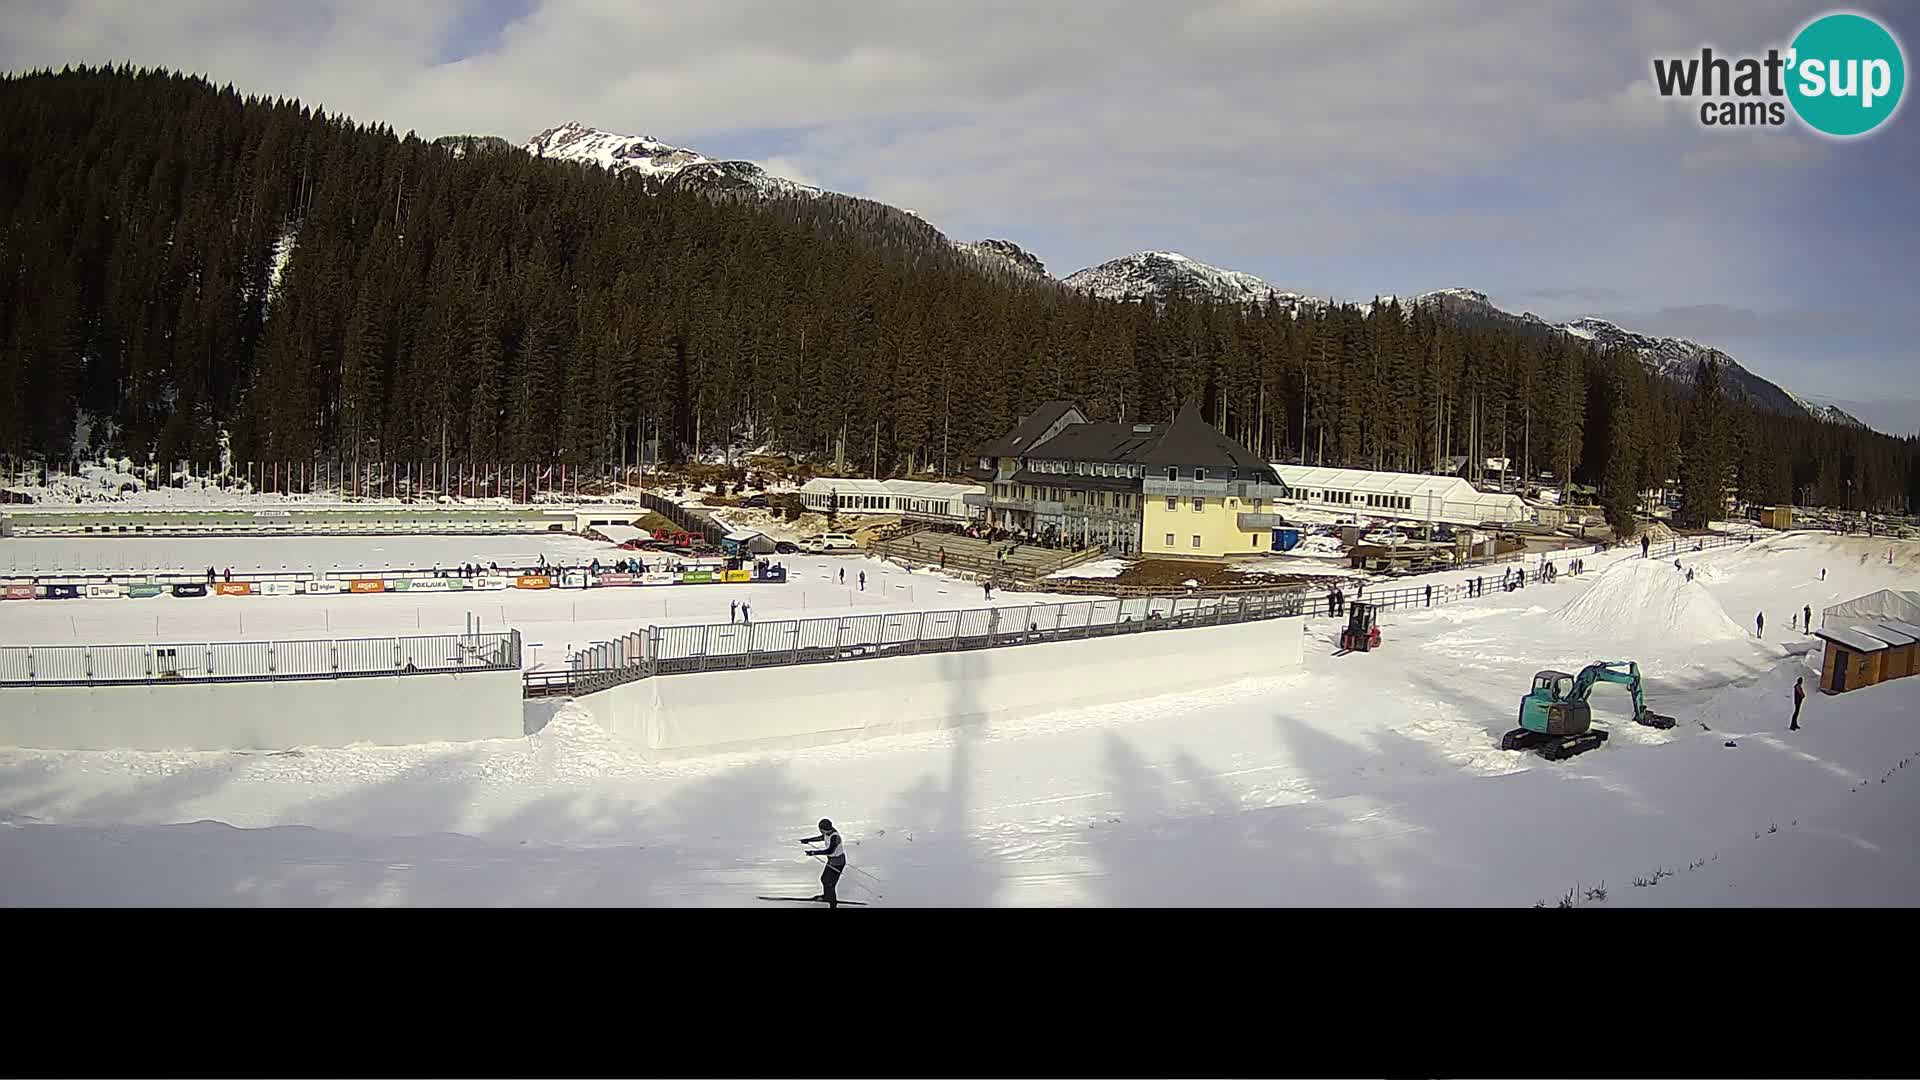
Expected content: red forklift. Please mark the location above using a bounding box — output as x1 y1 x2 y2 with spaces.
1336 601 1381 654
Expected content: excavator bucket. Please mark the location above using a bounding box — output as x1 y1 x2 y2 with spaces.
1636 710 1677 730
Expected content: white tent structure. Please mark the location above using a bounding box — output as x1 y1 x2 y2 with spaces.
1822 589 1920 630
1270 465 1530 527
798 478 981 521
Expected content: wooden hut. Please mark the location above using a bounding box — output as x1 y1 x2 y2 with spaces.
1866 621 1919 680
1815 625 1893 693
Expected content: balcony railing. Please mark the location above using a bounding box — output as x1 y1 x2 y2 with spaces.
967 493 1136 520
1236 512 1288 530
1143 478 1292 501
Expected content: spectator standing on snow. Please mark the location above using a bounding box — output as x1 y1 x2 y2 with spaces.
1642 534 1651 558
838 567 845 585
1755 611 1764 638
742 601 751 625
858 571 866 591
1804 604 1812 634
1424 584 1431 606
730 600 738 623
1789 677 1806 730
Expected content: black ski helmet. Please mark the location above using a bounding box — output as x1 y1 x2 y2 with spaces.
818 818 834 831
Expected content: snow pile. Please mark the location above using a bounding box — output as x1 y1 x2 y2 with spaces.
1637 521 1678 543
1047 558 1129 580
1274 534 1345 558
1553 558 1748 643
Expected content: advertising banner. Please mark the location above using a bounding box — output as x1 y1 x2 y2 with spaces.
596 573 638 587
723 569 751 583
515 575 552 590
642 572 676 586
126 584 165 598
41 583 82 599
349 579 386 594
303 580 348 594
171 583 208 597
214 582 254 596
258 581 299 596
2 584 35 600
559 572 589 589
472 576 509 591
86 584 126 599
681 571 713 584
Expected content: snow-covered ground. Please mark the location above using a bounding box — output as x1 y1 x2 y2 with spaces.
0 536 1096 670
1 531 1916 906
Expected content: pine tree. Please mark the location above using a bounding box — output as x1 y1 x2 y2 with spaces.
1678 356 1730 527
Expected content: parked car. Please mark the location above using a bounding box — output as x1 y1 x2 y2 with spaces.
1361 529 1406 547
773 540 801 554
802 532 859 553
742 493 770 509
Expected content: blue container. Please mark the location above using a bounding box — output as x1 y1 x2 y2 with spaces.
1272 528 1302 553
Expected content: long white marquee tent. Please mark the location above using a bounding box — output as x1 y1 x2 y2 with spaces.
798 477 982 520
1270 465 1530 526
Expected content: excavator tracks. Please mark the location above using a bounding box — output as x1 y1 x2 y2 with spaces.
1501 727 1610 760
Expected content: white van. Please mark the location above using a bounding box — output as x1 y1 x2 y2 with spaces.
803 532 859 553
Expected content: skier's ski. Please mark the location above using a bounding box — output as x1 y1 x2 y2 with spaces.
756 895 869 906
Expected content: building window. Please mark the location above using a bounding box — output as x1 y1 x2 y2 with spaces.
1191 534 1201 548
1195 468 1207 482
1166 467 1178 481
1164 533 1175 546
1191 497 1204 512
1252 498 1262 509
1166 496 1177 511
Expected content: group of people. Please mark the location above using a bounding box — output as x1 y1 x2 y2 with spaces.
1325 582 1361 615
835 566 866 590
728 599 754 624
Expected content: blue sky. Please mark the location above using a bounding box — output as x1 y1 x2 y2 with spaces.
5 0 1916 427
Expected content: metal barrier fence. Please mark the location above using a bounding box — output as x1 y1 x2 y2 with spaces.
546 590 1308 697
0 630 520 687
534 531 1758 698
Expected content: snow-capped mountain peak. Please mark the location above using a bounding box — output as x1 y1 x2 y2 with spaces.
525 121 817 196
1062 251 1321 310
1411 297 1866 428
960 238 1049 278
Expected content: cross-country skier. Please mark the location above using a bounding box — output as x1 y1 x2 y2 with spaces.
800 818 848 908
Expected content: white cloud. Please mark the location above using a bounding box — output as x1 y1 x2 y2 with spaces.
0 0 1867 310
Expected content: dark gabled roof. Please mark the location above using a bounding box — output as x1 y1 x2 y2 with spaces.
1026 421 1166 463
1136 400 1275 474
980 400 1082 458
1009 470 1141 492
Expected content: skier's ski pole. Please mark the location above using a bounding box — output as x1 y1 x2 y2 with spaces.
805 851 886 898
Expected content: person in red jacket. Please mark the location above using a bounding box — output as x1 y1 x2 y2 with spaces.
1791 677 1805 732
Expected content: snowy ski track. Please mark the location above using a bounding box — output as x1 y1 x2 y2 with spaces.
2 530 1917 905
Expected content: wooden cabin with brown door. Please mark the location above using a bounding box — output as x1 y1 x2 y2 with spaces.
1815 625 1893 693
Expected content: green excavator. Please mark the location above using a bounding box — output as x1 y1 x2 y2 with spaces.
1501 661 1677 760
